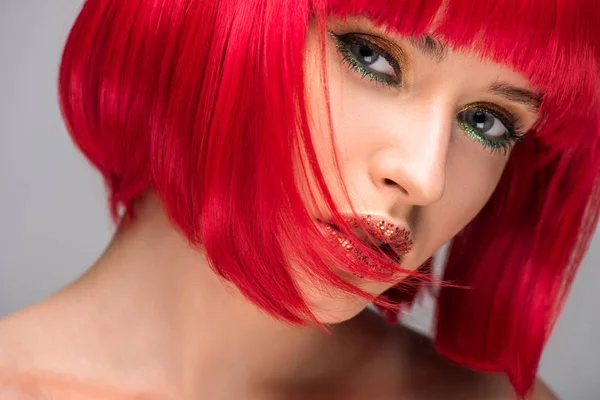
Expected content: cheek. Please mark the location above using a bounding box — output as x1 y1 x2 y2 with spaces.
417 148 508 260
299 41 370 216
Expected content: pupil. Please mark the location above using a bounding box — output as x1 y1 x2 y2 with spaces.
464 109 495 133
474 111 487 124
355 45 377 64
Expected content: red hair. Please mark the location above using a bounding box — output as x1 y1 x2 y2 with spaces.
58 0 600 397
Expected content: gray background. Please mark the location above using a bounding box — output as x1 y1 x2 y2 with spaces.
0 1 598 398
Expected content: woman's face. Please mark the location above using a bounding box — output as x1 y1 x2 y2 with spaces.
299 17 540 323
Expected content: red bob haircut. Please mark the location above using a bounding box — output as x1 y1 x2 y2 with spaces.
58 0 600 397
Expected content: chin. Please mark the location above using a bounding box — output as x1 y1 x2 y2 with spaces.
311 297 373 324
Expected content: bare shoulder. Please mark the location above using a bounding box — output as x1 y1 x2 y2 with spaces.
0 307 45 370
0 366 161 400
0 311 49 399
396 324 558 399
0 309 91 400
0 294 89 372
0 370 42 400
0 388 38 400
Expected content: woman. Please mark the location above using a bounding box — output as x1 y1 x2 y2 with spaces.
0 0 598 398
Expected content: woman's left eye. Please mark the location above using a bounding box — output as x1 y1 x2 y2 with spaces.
457 105 526 155
461 108 508 138
328 31 402 88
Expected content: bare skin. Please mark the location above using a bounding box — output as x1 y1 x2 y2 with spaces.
0 193 557 399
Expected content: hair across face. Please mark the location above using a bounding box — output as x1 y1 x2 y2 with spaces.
58 0 600 397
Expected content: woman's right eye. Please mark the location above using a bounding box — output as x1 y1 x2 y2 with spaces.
328 31 402 88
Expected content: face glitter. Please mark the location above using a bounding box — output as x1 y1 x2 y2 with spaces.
320 214 413 278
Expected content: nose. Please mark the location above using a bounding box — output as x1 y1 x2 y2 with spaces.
368 103 452 206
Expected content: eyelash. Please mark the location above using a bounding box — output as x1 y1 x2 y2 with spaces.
328 31 527 155
328 31 402 88
457 104 526 156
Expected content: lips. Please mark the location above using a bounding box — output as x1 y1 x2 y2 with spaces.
318 214 413 276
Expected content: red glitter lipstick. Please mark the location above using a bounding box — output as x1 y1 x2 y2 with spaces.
319 214 413 276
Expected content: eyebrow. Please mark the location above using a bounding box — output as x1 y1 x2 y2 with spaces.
409 35 447 62
487 82 542 114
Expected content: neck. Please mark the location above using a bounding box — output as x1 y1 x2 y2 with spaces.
47 193 392 399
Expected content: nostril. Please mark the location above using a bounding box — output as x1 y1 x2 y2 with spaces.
383 178 409 195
